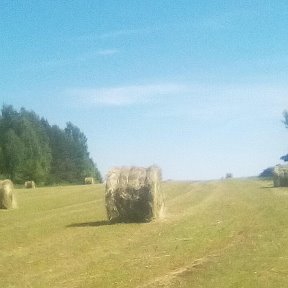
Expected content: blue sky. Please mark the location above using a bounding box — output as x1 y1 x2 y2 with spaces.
1 0 288 180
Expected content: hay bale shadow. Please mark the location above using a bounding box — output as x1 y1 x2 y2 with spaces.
67 220 111 228
260 185 274 189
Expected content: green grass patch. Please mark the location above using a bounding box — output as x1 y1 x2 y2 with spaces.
1 180 288 287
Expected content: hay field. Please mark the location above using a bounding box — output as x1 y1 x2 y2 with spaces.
1 180 288 287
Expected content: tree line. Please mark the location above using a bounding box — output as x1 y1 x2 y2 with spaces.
259 110 288 177
0 105 102 185
280 110 288 162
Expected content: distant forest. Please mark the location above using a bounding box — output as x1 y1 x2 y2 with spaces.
0 105 102 185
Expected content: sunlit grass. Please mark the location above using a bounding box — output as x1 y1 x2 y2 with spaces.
0 179 288 287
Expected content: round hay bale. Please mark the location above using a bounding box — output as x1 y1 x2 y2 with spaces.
225 173 233 179
25 181 36 189
84 177 95 185
0 179 17 209
273 165 288 187
105 165 164 223
273 166 281 187
147 166 164 219
105 168 122 221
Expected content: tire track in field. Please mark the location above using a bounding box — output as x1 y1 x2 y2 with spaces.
163 181 223 222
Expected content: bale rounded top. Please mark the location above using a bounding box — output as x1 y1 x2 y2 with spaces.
106 165 161 190
273 165 288 176
0 179 14 188
273 165 288 187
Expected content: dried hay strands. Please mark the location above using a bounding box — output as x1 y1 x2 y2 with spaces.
0 179 17 209
84 177 95 185
25 181 36 189
273 165 288 187
105 165 164 223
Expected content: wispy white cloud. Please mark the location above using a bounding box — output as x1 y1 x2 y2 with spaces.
76 27 155 42
19 50 119 71
77 14 235 43
45 50 118 66
68 84 188 106
99 28 152 39
96 49 118 56
68 82 288 111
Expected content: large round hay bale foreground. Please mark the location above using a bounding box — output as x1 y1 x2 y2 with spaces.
0 179 17 209
273 165 288 187
105 166 164 223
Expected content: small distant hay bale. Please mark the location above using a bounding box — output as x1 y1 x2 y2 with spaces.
25 181 36 189
105 165 164 223
84 177 95 184
0 179 17 209
225 173 233 179
273 165 288 187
